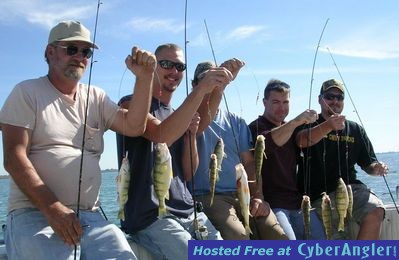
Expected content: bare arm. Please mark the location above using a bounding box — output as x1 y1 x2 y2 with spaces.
296 114 345 148
197 59 244 134
2 124 82 246
111 46 156 136
183 113 200 181
271 109 317 146
143 82 222 146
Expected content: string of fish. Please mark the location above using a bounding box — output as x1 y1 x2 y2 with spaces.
204 19 252 235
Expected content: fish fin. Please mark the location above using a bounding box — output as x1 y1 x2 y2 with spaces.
165 190 170 200
263 152 267 159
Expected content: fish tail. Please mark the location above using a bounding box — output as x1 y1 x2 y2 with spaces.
338 219 345 232
246 225 253 236
158 202 167 218
117 208 125 221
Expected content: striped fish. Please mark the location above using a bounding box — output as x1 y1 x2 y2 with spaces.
346 184 353 219
116 153 131 220
236 163 252 236
321 192 333 240
335 177 349 232
301 195 311 240
213 138 226 173
254 135 266 183
153 143 173 218
209 153 218 207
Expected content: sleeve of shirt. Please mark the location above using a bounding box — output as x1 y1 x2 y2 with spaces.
98 88 119 131
237 117 253 153
0 83 36 130
356 123 378 169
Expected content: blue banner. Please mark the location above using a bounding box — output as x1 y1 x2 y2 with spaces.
189 240 398 259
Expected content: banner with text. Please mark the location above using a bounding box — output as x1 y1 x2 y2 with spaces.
189 240 398 259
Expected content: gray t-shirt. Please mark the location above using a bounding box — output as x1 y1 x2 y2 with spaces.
0 76 119 212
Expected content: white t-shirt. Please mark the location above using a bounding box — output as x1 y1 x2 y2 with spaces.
0 76 119 212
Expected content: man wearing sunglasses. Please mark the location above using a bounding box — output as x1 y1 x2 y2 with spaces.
0 20 156 259
296 79 388 240
116 44 238 259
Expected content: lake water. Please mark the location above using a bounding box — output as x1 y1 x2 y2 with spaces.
1 152 398 241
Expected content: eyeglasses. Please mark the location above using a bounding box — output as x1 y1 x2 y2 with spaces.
322 93 344 101
158 60 186 72
54 45 93 59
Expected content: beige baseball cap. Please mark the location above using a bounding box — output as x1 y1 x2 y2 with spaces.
48 20 98 49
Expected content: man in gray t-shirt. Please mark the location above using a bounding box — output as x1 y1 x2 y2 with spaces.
0 20 156 259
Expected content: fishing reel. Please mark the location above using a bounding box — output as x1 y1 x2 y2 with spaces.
194 217 208 240
195 224 209 240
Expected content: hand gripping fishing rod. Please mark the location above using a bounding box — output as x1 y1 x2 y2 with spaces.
326 47 399 215
75 0 102 258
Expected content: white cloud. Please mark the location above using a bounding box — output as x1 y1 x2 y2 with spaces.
226 25 266 40
125 17 185 34
0 1 96 28
322 21 399 60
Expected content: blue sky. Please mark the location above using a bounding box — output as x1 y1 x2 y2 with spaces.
0 0 398 174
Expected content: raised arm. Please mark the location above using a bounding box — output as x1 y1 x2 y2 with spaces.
197 59 244 134
143 69 232 146
296 114 345 148
2 124 82 246
270 109 317 146
111 46 156 136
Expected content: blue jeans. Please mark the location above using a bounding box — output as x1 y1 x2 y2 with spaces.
130 212 222 260
5 208 136 260
274 208 326 240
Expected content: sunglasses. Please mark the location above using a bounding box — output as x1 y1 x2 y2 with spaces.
54 45 93 59
158 60 186 72
323 93 344 101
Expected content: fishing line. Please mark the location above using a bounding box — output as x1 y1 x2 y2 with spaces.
182 0 203 238
303 18 329 196
75 0 102 258
326 47 399 214
203 19 241 158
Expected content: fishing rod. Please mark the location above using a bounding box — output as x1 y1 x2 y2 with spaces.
303 18 329 195
75 0 102 258
182 0 207 240
203 19 241 157
326 47 399 215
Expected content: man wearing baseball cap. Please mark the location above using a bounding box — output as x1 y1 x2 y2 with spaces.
296 78 388 239
0 20 156 259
